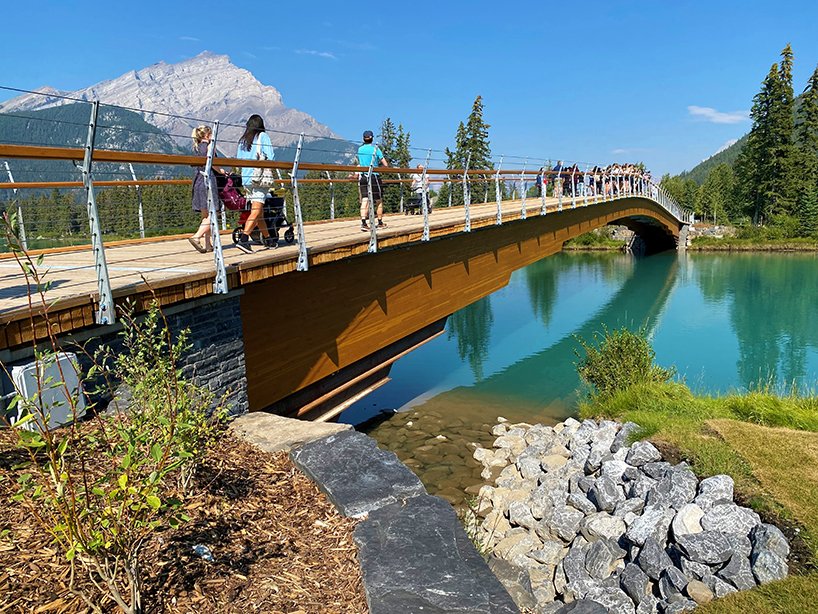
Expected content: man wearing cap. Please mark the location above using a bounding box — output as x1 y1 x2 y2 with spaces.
357 130 390 231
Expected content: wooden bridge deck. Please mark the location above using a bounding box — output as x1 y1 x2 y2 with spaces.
0 193 676 351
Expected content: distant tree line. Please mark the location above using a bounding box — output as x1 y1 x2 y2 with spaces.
662 45 818 238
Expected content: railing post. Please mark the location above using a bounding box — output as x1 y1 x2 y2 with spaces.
421 149 432 242
495 156 504 225
3 161 26 250
365 148 378 252
203 120 228 295
326 171 335 220
448 178 453 208
127 163 145 239
81 101 115 325
463 152 472 233
583 164 590 206
594 168 600 204
539 163 547 216
570 166 577 208
291 133 309 271
520 160 527 220
557 166 563 211
398 173 405 214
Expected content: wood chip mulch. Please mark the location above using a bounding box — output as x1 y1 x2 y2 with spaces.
0 431 368 613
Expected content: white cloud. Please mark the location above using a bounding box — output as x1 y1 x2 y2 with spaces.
243 51 258 60
179 36 200 42
296 49 338 60
611 148 628 155
687 105 749 124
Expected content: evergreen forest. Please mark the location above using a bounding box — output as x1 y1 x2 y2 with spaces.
662 45 818 238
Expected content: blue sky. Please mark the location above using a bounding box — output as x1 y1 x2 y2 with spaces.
2 1 818 175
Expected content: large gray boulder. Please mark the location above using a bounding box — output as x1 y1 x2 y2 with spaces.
751 523 790 559
625 441 662 467
670 503 704 539
619 563 652 606
675 531 733 565
694 474 734 511
701 503 761 536
626 506 674 547
718 553 756 590
635 538 673 580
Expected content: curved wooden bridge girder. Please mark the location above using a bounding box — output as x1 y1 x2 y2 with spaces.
239 197 682 416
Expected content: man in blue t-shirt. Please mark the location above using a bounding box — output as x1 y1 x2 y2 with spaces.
357 130 390 231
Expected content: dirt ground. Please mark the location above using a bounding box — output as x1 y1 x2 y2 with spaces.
0 432 368 613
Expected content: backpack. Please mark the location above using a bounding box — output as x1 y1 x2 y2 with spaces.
219 176 247 210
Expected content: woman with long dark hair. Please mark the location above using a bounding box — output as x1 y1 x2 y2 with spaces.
235 114 275 253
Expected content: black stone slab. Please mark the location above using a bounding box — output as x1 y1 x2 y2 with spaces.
354 494 520 614
290 429 426 517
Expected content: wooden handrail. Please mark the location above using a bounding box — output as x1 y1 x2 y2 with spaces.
0 144 649 192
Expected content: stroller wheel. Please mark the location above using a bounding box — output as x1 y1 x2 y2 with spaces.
284 228 295 244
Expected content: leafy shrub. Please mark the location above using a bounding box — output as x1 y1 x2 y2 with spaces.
575 326 675 399
2 212 225 613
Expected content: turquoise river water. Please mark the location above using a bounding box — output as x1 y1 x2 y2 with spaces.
338 251 818 504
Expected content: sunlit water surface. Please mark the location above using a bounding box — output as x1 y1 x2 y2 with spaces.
339 251 818 504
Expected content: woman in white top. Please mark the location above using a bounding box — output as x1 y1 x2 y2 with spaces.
235 114 275 253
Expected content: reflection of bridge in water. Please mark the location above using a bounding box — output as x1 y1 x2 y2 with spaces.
0 110 690 420
416 254 680 426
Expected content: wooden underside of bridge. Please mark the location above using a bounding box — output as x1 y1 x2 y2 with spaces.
0 195 681 414
241 197 680 414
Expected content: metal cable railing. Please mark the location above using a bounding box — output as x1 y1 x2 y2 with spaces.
0 88 690 325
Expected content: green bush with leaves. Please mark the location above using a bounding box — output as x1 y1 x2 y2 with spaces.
575 326 676 399
3 211 225 614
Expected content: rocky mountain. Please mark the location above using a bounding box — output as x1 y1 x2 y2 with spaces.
0 52 339 155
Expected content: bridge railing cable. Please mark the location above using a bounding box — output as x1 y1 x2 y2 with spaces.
0 87 689 323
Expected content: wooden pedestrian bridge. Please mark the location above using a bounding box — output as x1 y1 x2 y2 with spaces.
0 136 690 421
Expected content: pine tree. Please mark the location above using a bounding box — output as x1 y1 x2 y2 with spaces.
795 181 818 237
394 125 412 169
740 47 799 226
378 118 398 163
442 98 493 207
798 65 818 176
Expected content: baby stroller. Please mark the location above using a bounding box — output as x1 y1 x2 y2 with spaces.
231 192 295 246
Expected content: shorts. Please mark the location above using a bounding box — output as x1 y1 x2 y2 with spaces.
358 174 383 201
246 188 267 203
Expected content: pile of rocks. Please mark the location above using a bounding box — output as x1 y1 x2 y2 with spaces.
472 417 789 613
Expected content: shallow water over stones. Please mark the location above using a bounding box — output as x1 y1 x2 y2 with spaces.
364 407 514 507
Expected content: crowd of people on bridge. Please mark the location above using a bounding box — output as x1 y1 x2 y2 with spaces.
545 161 653 199
188 117 658 254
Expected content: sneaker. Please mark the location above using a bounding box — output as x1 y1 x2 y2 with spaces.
188 237 206 253
377 220 387 228
263 236 278 249
235 234 253 254
361 222 369 232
